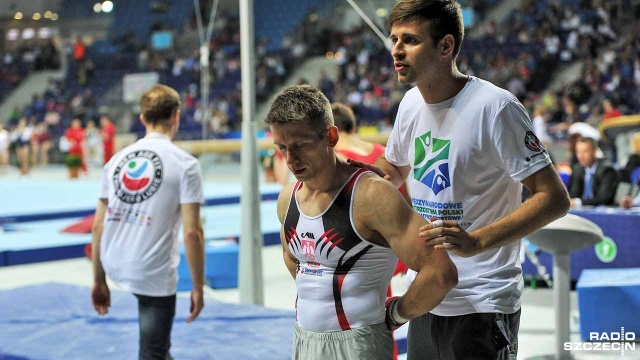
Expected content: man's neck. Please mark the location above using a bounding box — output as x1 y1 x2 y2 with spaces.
303 158 353 195
145 125 173 138
417 67 468 104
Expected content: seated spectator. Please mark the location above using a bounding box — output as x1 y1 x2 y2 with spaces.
621 132 640 182
602 98 622 121
569 137 619 207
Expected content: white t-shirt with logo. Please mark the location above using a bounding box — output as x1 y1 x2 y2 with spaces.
99 132 203 297
386 77 551 316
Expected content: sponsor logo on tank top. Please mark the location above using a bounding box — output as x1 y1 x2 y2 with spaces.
113 150 163 204
413 131 451 195
301 239 317 262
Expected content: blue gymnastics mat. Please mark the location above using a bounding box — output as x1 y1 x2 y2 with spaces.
0 179 281 224
0 283 295 359
0 201 281 266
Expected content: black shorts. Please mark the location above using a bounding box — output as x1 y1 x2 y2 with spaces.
407 310 521 360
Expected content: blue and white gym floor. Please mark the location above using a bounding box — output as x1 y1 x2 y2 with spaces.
0 164 635 359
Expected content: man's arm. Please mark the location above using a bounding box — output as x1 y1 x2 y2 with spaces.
422 165 570 256
277 183 299 279
91 198 110 315
181 203 205 323
355 176 458 320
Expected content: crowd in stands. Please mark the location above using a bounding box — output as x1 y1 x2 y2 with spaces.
1 0 640 189
0 41 59 103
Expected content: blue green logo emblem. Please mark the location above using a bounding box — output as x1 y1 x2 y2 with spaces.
414 131 451 195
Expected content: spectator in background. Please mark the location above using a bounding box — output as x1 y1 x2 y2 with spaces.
30 122 51 166
620 133 640 209
85 120 102 167
569 137 619 207
14 118 32 176
73 39 86 63
100 115 116 165
0 123 8 172
65 118 87 174
602 98 622 121
621 132 640 183
532 105 552 149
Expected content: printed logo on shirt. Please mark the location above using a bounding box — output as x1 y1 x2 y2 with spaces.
298 266 324 276
413 131 451 195
301 239 317 262
524 131 545 152
113 150 163 204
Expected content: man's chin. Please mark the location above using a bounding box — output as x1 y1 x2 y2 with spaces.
396 75 413 85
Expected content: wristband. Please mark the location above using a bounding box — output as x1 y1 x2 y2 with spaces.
385 296 409 326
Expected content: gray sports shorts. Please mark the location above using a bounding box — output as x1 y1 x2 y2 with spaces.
293 322 394 360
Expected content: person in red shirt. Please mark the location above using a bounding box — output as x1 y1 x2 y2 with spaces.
100 115 116 164
65 118 87 173
602 99 622 121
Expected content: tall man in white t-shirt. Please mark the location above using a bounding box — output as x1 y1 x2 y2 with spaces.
91 84 205 360
351 1 570 359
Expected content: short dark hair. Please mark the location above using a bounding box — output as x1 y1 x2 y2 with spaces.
389 0 464 58
265 84 333 137
577 137 598 149
331 102 356 134
140 84 181 124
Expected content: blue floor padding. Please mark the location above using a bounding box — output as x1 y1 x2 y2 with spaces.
0 200 282 266
0 283 295 359
0 180 281 224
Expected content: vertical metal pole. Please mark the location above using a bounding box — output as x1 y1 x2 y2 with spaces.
553 253 571 360
200 45 210 140
239 0 263 305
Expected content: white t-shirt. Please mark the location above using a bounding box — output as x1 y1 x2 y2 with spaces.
386 77 551 316
99 132 203 296
0 129 8 151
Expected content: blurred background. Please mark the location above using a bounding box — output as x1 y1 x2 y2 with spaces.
0 0 640 359
0 0 638 170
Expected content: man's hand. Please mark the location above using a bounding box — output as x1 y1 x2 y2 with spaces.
347 159 391 181
620 195 633 209
418 220 482 257
187 287 204 323
91 281 110 315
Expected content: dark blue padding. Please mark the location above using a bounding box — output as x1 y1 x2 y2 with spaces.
4 244 86 266
0 283 295 359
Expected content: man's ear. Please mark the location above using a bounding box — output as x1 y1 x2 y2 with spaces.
327 126 339 147
440 34 455 57
139 114 147 126
173 109 181 125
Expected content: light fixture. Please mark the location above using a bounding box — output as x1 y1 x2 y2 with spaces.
101 1 114 13
51 13 58 21
14 12 23 20
93 3 102 13
33 13 42 20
